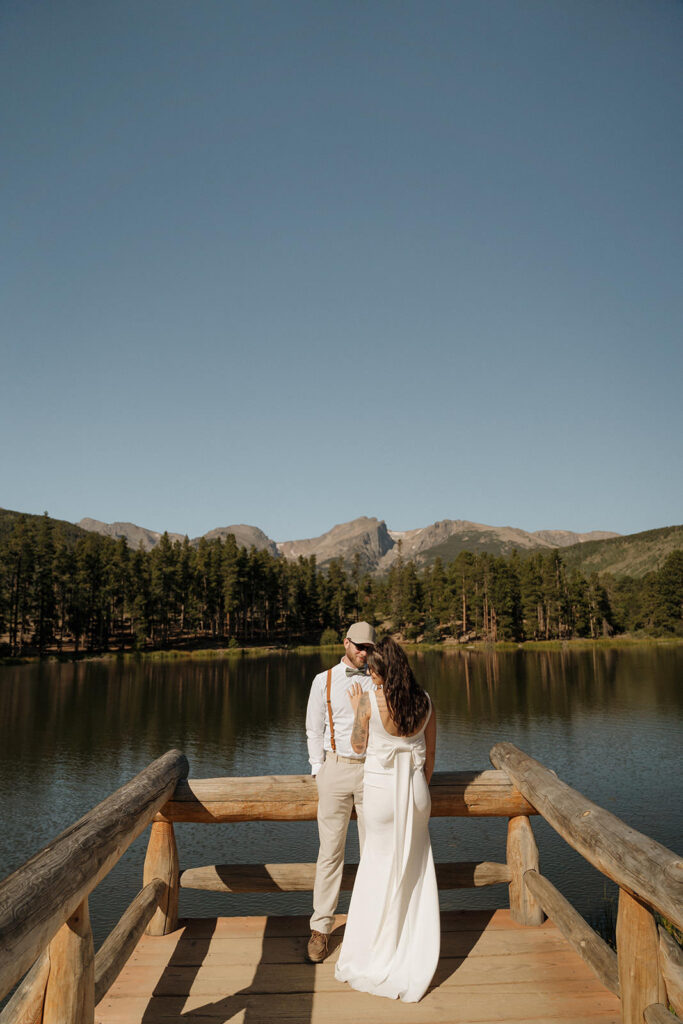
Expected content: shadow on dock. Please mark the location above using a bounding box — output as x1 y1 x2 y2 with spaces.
137 911 496 1023
141 915 322 1024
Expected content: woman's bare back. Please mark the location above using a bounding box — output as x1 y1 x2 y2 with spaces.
375 686 430 737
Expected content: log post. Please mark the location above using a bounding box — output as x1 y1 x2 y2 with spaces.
616 887 666 1024
506 815 543 926
42 897 94 1024
659 925 683 1019
0 951 50 1024
143 820 179 935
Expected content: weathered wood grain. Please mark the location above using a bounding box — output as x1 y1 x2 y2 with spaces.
0 749 188 1001
158 769 536 822
43 898 94 1024
178 859 511 893
617 887 666 1024
143 823 178 936
507 816 543 926
172 907 525 938
490 742 683 931
659 925 683 1019
0 951 49 1024
96 990 622 1024
105 952 612 997
94 879 164 1004
524 869 619 995
644 1005 683 1024
95 910 624 1024
125 925 575 966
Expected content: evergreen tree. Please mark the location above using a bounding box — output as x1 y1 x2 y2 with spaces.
176 537 196 633
5 517 36 655
150 532 178 642
33 513 56 654
587 572 613 637
129 546 151 650
490 556 522 640
400 560 422 638
519 554 545 640
325 558 351 632
106 537 131 647
648 550 683 634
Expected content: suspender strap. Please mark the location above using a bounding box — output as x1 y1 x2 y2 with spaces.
326 667 336 752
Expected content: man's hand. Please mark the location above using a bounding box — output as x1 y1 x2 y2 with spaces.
346 680 364 713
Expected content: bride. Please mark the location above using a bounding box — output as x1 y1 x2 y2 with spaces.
334 637 440 1002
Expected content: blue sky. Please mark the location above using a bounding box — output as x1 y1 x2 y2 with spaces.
2 1 681 541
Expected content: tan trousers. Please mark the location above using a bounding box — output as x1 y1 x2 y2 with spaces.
310 754 365 934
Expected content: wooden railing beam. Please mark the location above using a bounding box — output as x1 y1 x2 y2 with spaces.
524 868 619 995
490 742 683 931
94 879 164 1004
178 859 511 893
159 769 536 823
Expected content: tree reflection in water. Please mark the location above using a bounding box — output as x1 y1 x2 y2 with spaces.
0 646 680 947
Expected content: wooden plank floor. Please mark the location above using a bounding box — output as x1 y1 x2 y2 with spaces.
96 910 621 1024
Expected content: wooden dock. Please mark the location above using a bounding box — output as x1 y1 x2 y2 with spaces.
97 909 621 1024
1 745 681 1024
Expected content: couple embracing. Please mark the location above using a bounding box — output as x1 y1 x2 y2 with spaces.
305 621 440 1003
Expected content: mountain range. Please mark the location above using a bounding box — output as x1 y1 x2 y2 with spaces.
2 507 680 578
77 515 622 573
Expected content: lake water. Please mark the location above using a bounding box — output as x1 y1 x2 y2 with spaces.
1 646 681 952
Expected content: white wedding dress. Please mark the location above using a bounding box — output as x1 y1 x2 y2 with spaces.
334 690 440 1002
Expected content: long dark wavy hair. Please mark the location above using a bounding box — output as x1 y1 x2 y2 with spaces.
367 637 430 736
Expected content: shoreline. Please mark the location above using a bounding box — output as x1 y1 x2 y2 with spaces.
2 634 682 666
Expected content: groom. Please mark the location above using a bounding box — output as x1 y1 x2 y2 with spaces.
305 620 376 962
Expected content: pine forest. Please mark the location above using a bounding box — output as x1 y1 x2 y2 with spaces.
1 513 681 657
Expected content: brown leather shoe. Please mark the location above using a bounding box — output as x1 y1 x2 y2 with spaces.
307 930 329 962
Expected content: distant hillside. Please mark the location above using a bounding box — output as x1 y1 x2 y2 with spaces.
379 521 620 571
79 518 185 550
78 519 278 555
532 529 620 547
558 525 683 578
0 508 86 546
401 523 546 565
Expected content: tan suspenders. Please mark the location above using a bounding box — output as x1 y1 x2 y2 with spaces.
326 668 336 752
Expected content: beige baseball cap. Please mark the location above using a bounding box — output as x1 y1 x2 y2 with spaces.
345 621 376 645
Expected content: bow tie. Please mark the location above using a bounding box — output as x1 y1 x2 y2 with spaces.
345 666 368 677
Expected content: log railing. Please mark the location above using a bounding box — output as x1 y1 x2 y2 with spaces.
0 750 189 1024
0 762 532 1021
1 744 680 1024
490 742 683 1024
155 769 537 936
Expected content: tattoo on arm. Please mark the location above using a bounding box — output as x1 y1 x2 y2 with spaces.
351 693 370 753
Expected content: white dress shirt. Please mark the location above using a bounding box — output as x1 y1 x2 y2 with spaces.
306 659 374 774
